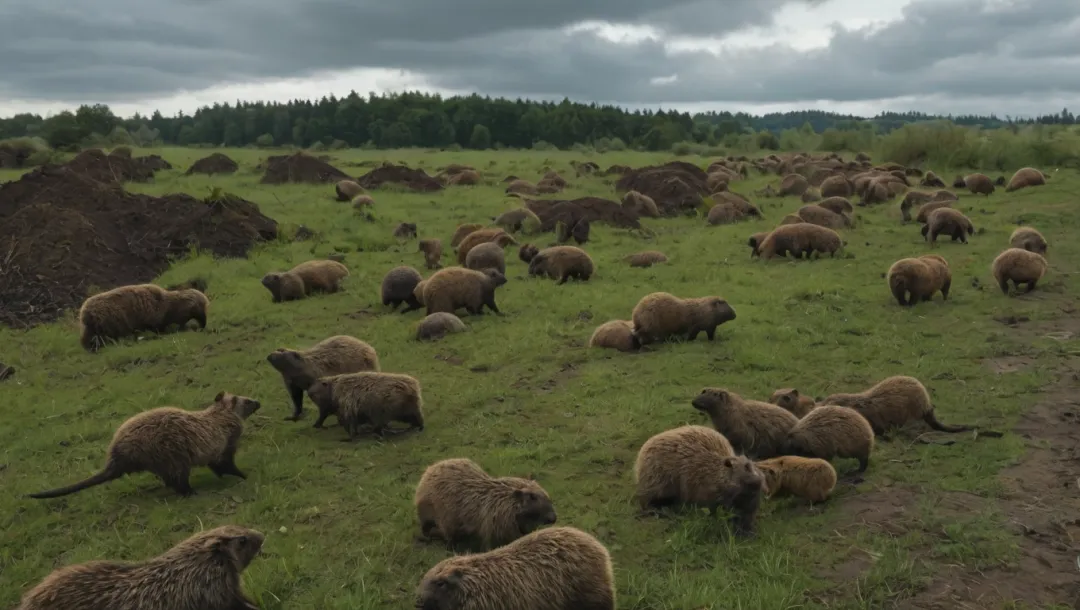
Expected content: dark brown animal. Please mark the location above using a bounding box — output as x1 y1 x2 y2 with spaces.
1005 167 1046 192
493 208 541 233
422 267 507 316
261 260 349 303
394 222 418 240
306 371 424 439
817 197 854 216
528 246 594 284
691 388 799 459
457 228 517 264
823 375 972 435
920 171 946 188
796 204 850 229
748 231 770 258
571 218 590 244
519 243 540 263
381 265 424 312
267 335 380 421
914 200 952 224
784 405 875 472
1009 227 1048 255
887 254 951 305
922 208 974 244
78 284 209 352
992 247 1048 295
465 242 507 275
419 239 444 270
451 224 485 248
630 292 736 345
758 223 843 260
819 175 853 198
964 173 995 196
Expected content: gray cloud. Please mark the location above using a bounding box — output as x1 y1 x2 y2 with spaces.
2 0 1079 113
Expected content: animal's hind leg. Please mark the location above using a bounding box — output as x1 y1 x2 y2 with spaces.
286 384 305 421
1025 280 1038 293
162 469 195 497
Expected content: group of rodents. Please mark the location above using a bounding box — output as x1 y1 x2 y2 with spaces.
17 158 1040 610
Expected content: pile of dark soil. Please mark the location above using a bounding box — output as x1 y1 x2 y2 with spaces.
356 164 443 192
65 149 157 183
135 154 173 171
0 165 278 328
186 153 239 175
524 197 641 232
615 161 709 216
260 152 352 184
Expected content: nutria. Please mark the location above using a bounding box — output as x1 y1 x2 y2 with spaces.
16 525 264 610
336 179 364 201
418 238 444 270
768 388 816 418
797 204 850 229
758 223 843 260
625 250 668 267
465 241 507 275
621 190 660 218
267 335 380 421
493 208 541 233
351 194 375 209
415 526 615 610
779 173 809 196
422 266 507 316
457 228 517 264
78 284 209 352
634 425 764 537
920 171 945 188
1009 227 1048 255
1005 167 1046 192
394 222 418 240
630 292 736 345
518 243 540 263
587 320 639 352
413 280 428 307
779 213 804 226
819 175 853 198
817 196 854 216
415 458 557 551
306 371 424 439
755 456 837 504
887 254 951 305
784 405 875 472
860 179 890 205
823 375 972 435
415 312 467 341
691 388 799 459
528 245 594 284
922 207 974 244
261 259 349 303
748 231 771 258
381 265 424 313
451 223 486 249
992 247 1048 295
914 200 953 224
713 191 761 217
707 202 741 225
800 189 821 203
964 173 995 196
29 392 260 498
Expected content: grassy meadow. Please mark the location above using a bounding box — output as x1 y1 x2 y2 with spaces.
1 147 1078 609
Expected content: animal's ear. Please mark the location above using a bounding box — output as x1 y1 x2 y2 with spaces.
214 391 225 402
445 569 464 587
790 389 800 398
513 489 524 500
722 457 736 468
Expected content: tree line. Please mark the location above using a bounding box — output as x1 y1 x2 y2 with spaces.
1 91 1076 152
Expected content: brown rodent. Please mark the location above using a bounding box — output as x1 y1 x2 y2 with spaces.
415 312 467 341
78 284 208 352
266 335 380 421
422 266 507 316
527 245 594 284
587 320 639 352
886 254 951 306
1009 227 1048 255
625 250 668 267
261 259 349 303
451 223 486 248
381 265 425 313
921 207 974 244
457 228 517 264
419 239 444 270
992 247 1048 295
630 292 736 345
306 371 424 440
757 223 843 260
768 388 816 418
465 241 507 275
691 388 799 459
823 375 973 435
784 405 875 472
755 456 837 503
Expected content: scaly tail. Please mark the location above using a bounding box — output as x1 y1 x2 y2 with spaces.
28 465 122 499
923 407 973 433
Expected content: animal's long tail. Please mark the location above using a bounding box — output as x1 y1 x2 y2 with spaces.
28 466 122 499
923 408 973 433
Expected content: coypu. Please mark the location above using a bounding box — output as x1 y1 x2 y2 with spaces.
757 223 843 260
450 223 486 249
78 283 208 352
691 388 799 459
921 208 974 244
630 292 736 345
823 375 974 436
261 259 349 303
528 246 594 284
306 371 424 440
519 243 540 263
418 238 444 270
587 320 639 352
1009 227 1048 255
1005 167 1046 192
267 335 379 421
415 312 467 341
768 388 816 418
381 265 425 313
625 250 668 267
465 241 507 275
422 267 507 316
992 247 1048 295
394 222 418 240
887 254 951 305
756 456 837 504
963 173 995 196
784 405 875 472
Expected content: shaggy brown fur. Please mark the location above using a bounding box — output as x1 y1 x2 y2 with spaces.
415 526 615 610
779 173 810 196
1009 227 1048 255
78 284 209 352
336 179 364 201
920 171 946 188
691 388 799 459
16 525 264 610
747 231 771 258
528 245 594 284
394 222 418 240
964 173 995 196
267 335 380 421
758 223 843 260
800 189 821 203
622 190 660 218
819 175 853 198
1005 167 1046 192
587 320 639 352
626 250 668 267
415 458 557 551
887 254 951 306
797 204 850 229
451 223 486 248
634 425 763 537
860 179 891 205
571 218 590 245
413 280 428 306
823 375 972 435
415 312 467 341
779 214 804 226
713 191 760 216
707 202 741 225
914 200 952 224
422 266 507 316
29 392 260 498
419 239 444 270
630 292 737 345
768 388 816 418
381 265 424 313
784 405 875 472
457 228 517 265
817 197 854 216
351 194 375 209
519 243 540 263
494 208 541 233
756 456 837 503
261 259 349 303
922 207 975 244
448 170 482 186
466 242 507 275
306 371 424 439
992 247 1048 295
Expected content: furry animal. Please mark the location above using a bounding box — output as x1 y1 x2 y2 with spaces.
1005 167 1046 192
914 201 952 224
519 243 540 263
920 171 946 188
267 335 379 421
819 175 853 198
768 388 816 418
817 196 854 216
796 204 850 229
755 456 837 503
571 218 590 244
78 284 208 352
625 250 668 267
964 173 995 196
465 242 507 275
415 312 467 341
351 194 375 209
784 405 875 472
336 179 364 201
419 239 444 270
779 173 810 196
823 375 972 435
992 247 1048 295
748 231 771 258
707 202 741 225
922 208 975 244
494 208 541 233
528 246 594 284
1009 227 1048 255
381 265 424 312
630 292 736 345
306 371 424 439
621 190 660 218
457 228 517 265
887 254 952 305
451 223 485 248
261 260 349 303
29 392 260 498
422 266 507 316
758 223 843 260
691 388 799 459
394 222 418 240
587 320 639 352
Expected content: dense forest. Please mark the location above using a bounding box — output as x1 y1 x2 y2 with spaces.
1 91 1076 152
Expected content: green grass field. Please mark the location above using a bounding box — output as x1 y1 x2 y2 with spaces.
2 147 1078 609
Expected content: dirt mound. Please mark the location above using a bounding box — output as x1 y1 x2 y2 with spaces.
524 197 641 232
65 149 157 183
356 164 443 192
260 152 352 184
135 154 173 171
186 153 237 175
615 161 710 216
0 165 278 328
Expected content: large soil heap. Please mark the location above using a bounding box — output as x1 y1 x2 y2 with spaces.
65 148 158 183
186 153 238 175
260 152 352 184
615 161 710 216
524 196 641 231
356 164 444 192
0 165 278 328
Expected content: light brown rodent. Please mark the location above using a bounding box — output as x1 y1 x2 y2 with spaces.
261 259 349 303
29 392 261 498
415 526 615 610
415 312 467 341
527 245 594 284
634 425 764 537
747 231 771 258
465 241 507 275
779 213 804 225
422 266 507 316
351 194 375 209
1005 167 1046 192
992 247 1048 295
755 456 837 503
915 200 952 224
267 335 380 421
451 223 486 248
797 204 851 229
784 405 875 472
16 525 264 610
457 228 517 264
707 202 741 225
625 250 668 267
819 175 853 198
630 292 736 345
691 388 799 459
622 190 661 218
336 179 364 201
1009 227 1048 255
769 388 816 418
758 223 843 260
415 458 557 551
887 254 951 306
419 239 444 270
964 173 995 196
817 196 854 216
779 173 810 196
922 207 974 244
494 208 541 233
306 371 424 440
78 284 208 352
587 320 639 352
823 375 972 435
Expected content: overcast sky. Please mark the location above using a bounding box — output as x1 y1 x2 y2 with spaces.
2 0 1078 119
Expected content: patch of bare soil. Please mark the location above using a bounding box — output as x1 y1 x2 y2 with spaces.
260 152 352 184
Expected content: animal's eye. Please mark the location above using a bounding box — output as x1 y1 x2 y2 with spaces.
237 536 248 544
